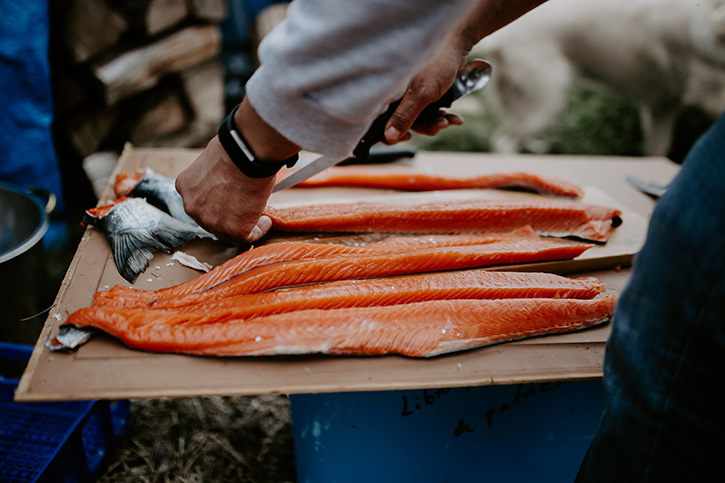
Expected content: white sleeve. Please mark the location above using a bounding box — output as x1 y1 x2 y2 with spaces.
245 0 477 157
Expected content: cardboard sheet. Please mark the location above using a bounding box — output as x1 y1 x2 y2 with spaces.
16 146 680 401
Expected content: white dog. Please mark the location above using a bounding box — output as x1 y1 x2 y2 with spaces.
472 0 725 156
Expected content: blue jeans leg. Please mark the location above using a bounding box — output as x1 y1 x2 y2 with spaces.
576 114 725 481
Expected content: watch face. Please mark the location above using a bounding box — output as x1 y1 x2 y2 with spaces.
218 106 297 178
229 128 257 162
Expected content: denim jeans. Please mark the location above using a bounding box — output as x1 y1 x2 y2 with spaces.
576 114 725 481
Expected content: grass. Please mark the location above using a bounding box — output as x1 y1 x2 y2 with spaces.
98 396 297 482
412 80 645 156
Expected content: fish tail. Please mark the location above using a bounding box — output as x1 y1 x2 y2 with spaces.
109 223 200 282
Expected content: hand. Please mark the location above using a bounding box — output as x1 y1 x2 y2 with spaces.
176 97 299 243
175 136 275 243
384 37 468 144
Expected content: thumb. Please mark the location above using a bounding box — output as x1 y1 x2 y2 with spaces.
245 215 273 243
384 91 426 144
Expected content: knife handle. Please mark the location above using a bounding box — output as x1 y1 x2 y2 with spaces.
352 87 456 161
339 146 417 165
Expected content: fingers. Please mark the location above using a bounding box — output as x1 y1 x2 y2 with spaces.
384 84 441 144
176 137 276 244
384 107 464 143
189 202 271 244
411 111 464 136
247 215 273 243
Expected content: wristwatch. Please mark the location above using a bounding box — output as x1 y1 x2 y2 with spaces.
217 103 298 178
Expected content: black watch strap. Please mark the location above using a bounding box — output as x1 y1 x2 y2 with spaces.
217 104 298 178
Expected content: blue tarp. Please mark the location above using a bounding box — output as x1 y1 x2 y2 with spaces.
0 0 66 247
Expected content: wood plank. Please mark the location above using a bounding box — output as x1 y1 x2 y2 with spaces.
67 107 118 158
128 88 189 145
255 3 289 42
146 0 189 36
181 60 225 127
187 0 227 21
15 148 680 402
64 0 127 63
94 25 221 105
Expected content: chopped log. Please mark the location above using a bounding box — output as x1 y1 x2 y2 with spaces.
93 24 222 105
187 0 227 21
146 0 189 36
113 0 188 37
83 151 120 199
67 108 118 158
64 0 127 64
128 89 189 145
255 3 289 44
182 60 225 126
137 121 214 149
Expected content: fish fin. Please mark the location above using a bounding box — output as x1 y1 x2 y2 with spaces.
110 232 159 282
110 219 209 282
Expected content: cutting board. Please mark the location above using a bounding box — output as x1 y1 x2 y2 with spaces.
14 146 677 402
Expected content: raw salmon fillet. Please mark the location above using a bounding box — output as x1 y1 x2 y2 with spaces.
295 167 584 198
148 238 592 309
92 240 385 308
265 198 622 242
92 228 544 309
67 295 616 357
67 270 605 329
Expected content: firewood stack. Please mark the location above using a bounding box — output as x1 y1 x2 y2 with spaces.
51 0 228 164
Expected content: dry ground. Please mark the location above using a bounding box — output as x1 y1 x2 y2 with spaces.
97 396 296 483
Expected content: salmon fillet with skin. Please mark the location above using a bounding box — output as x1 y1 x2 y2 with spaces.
265 198 622 242
67 270 605 329
68 296 617 357
92 228 543 309
148 238 592 309
295 167 585 198
93 240 385 308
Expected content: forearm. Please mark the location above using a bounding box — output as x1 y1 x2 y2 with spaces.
245 0 478 157
381 0 548 143
454 0 549 53
232 96 299 163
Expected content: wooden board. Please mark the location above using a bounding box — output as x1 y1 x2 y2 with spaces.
15 146 680 402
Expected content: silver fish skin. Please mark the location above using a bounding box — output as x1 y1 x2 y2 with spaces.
46 325 93 352
127 168 199 226
84 197 213 282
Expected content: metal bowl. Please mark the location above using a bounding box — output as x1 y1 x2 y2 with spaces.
0 183 55 344
0 184 51 264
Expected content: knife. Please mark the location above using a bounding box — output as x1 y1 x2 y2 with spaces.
272 59 492 192
626 176 668 198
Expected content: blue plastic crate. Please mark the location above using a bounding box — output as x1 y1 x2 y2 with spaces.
0 342 130 483
291 380 604 482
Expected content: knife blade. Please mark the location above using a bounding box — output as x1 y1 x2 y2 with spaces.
272 59 492 192
626 175 668 198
